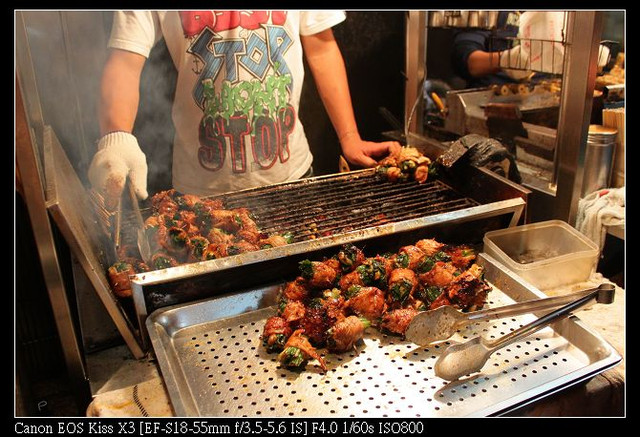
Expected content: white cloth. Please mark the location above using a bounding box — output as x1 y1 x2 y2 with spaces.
575 187 625 250
108 11 346 196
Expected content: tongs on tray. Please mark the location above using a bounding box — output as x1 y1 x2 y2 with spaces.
412 283 616 381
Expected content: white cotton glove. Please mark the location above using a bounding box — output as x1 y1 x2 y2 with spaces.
499 45 533 80
88 131 148 210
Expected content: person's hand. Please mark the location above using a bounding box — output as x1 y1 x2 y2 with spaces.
88 131 148 210
340 132 401 168
499 45 533 80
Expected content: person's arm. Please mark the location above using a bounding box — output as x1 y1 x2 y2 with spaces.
466 50 501 77
99 48 146 135
88 48 149 208
301 29 399 168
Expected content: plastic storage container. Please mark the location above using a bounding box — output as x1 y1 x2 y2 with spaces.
483 220 599 291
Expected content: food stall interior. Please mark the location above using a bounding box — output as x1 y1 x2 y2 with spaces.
15 10 624 416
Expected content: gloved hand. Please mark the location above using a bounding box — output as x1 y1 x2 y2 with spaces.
88 131 148 210
499 45 533 80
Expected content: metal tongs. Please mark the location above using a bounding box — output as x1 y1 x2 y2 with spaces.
405 285 610 346
431 283 616 381
127 181 152 265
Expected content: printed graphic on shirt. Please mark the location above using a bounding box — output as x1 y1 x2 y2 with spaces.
179 11 295 174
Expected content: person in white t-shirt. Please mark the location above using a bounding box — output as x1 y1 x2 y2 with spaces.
89 10 400 208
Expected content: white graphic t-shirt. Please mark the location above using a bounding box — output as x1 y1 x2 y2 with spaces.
108 10 346 195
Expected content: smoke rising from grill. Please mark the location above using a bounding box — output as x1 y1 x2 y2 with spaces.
133 39 178 196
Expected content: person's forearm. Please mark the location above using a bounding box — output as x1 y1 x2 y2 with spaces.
301 30 360 143
467 50 501 77
99 49 146 136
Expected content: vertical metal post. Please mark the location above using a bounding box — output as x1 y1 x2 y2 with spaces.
552 11 604 225
405 11 427 137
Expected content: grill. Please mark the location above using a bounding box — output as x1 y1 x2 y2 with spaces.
219 170 478 242
131 165 528 350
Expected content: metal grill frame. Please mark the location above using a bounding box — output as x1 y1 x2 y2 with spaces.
132 166 528 350
146 253 621 417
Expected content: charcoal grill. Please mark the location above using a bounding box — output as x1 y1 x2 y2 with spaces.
220 171 478 241
131 164 528 350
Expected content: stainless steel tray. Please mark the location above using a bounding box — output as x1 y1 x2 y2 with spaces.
146 253 621 417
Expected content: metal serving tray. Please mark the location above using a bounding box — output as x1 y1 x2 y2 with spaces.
146 253 621 417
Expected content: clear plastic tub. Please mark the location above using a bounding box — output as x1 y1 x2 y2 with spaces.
483 220 599 290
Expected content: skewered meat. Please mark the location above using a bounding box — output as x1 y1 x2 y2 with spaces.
444 245 477 270
414 285 445 308
445 264 490 311
354 257 389 289
150 252 179 270
344 286 386 322
320 289 347 326
376 146 432 184
259 235 288 249
262 316 292 353
202 243 227 260
262 237 492 372
387 268 418 304
188 236 209 262
299 305 329 347
429 291 453 310
326 316 370 353
337 243 366 272
415 238 445 256
175 193 202 210
380 308 420 336
109 188 293 296
206 228 234 246
278 329 327 372
417 261 458 288
322 257 342 273
107 262 136 298
339 269 364 291
282 277 310 302
394 245 426 270
228 240 259 255
301 289 346 347
298 260 338 289
160 226 190 259
280 300 306 326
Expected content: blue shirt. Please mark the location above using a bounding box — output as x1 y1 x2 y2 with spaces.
451 11 522 88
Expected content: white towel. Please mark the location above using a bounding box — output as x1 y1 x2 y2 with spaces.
575 187 625 251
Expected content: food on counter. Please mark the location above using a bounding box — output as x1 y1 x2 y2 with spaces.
326 316 370 353
376 146 432 184
107 262 136 298
261 239 492 372
107 188 294 298
262 316 293 353
278 329 327 372
106 254 151 299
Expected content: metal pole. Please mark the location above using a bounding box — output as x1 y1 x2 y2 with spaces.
405 11 426 137
552 11 604 225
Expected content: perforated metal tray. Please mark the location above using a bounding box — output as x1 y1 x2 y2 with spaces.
146 253 621 417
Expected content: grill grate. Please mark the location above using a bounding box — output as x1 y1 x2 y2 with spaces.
170 289 588 417
220 172 478 241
